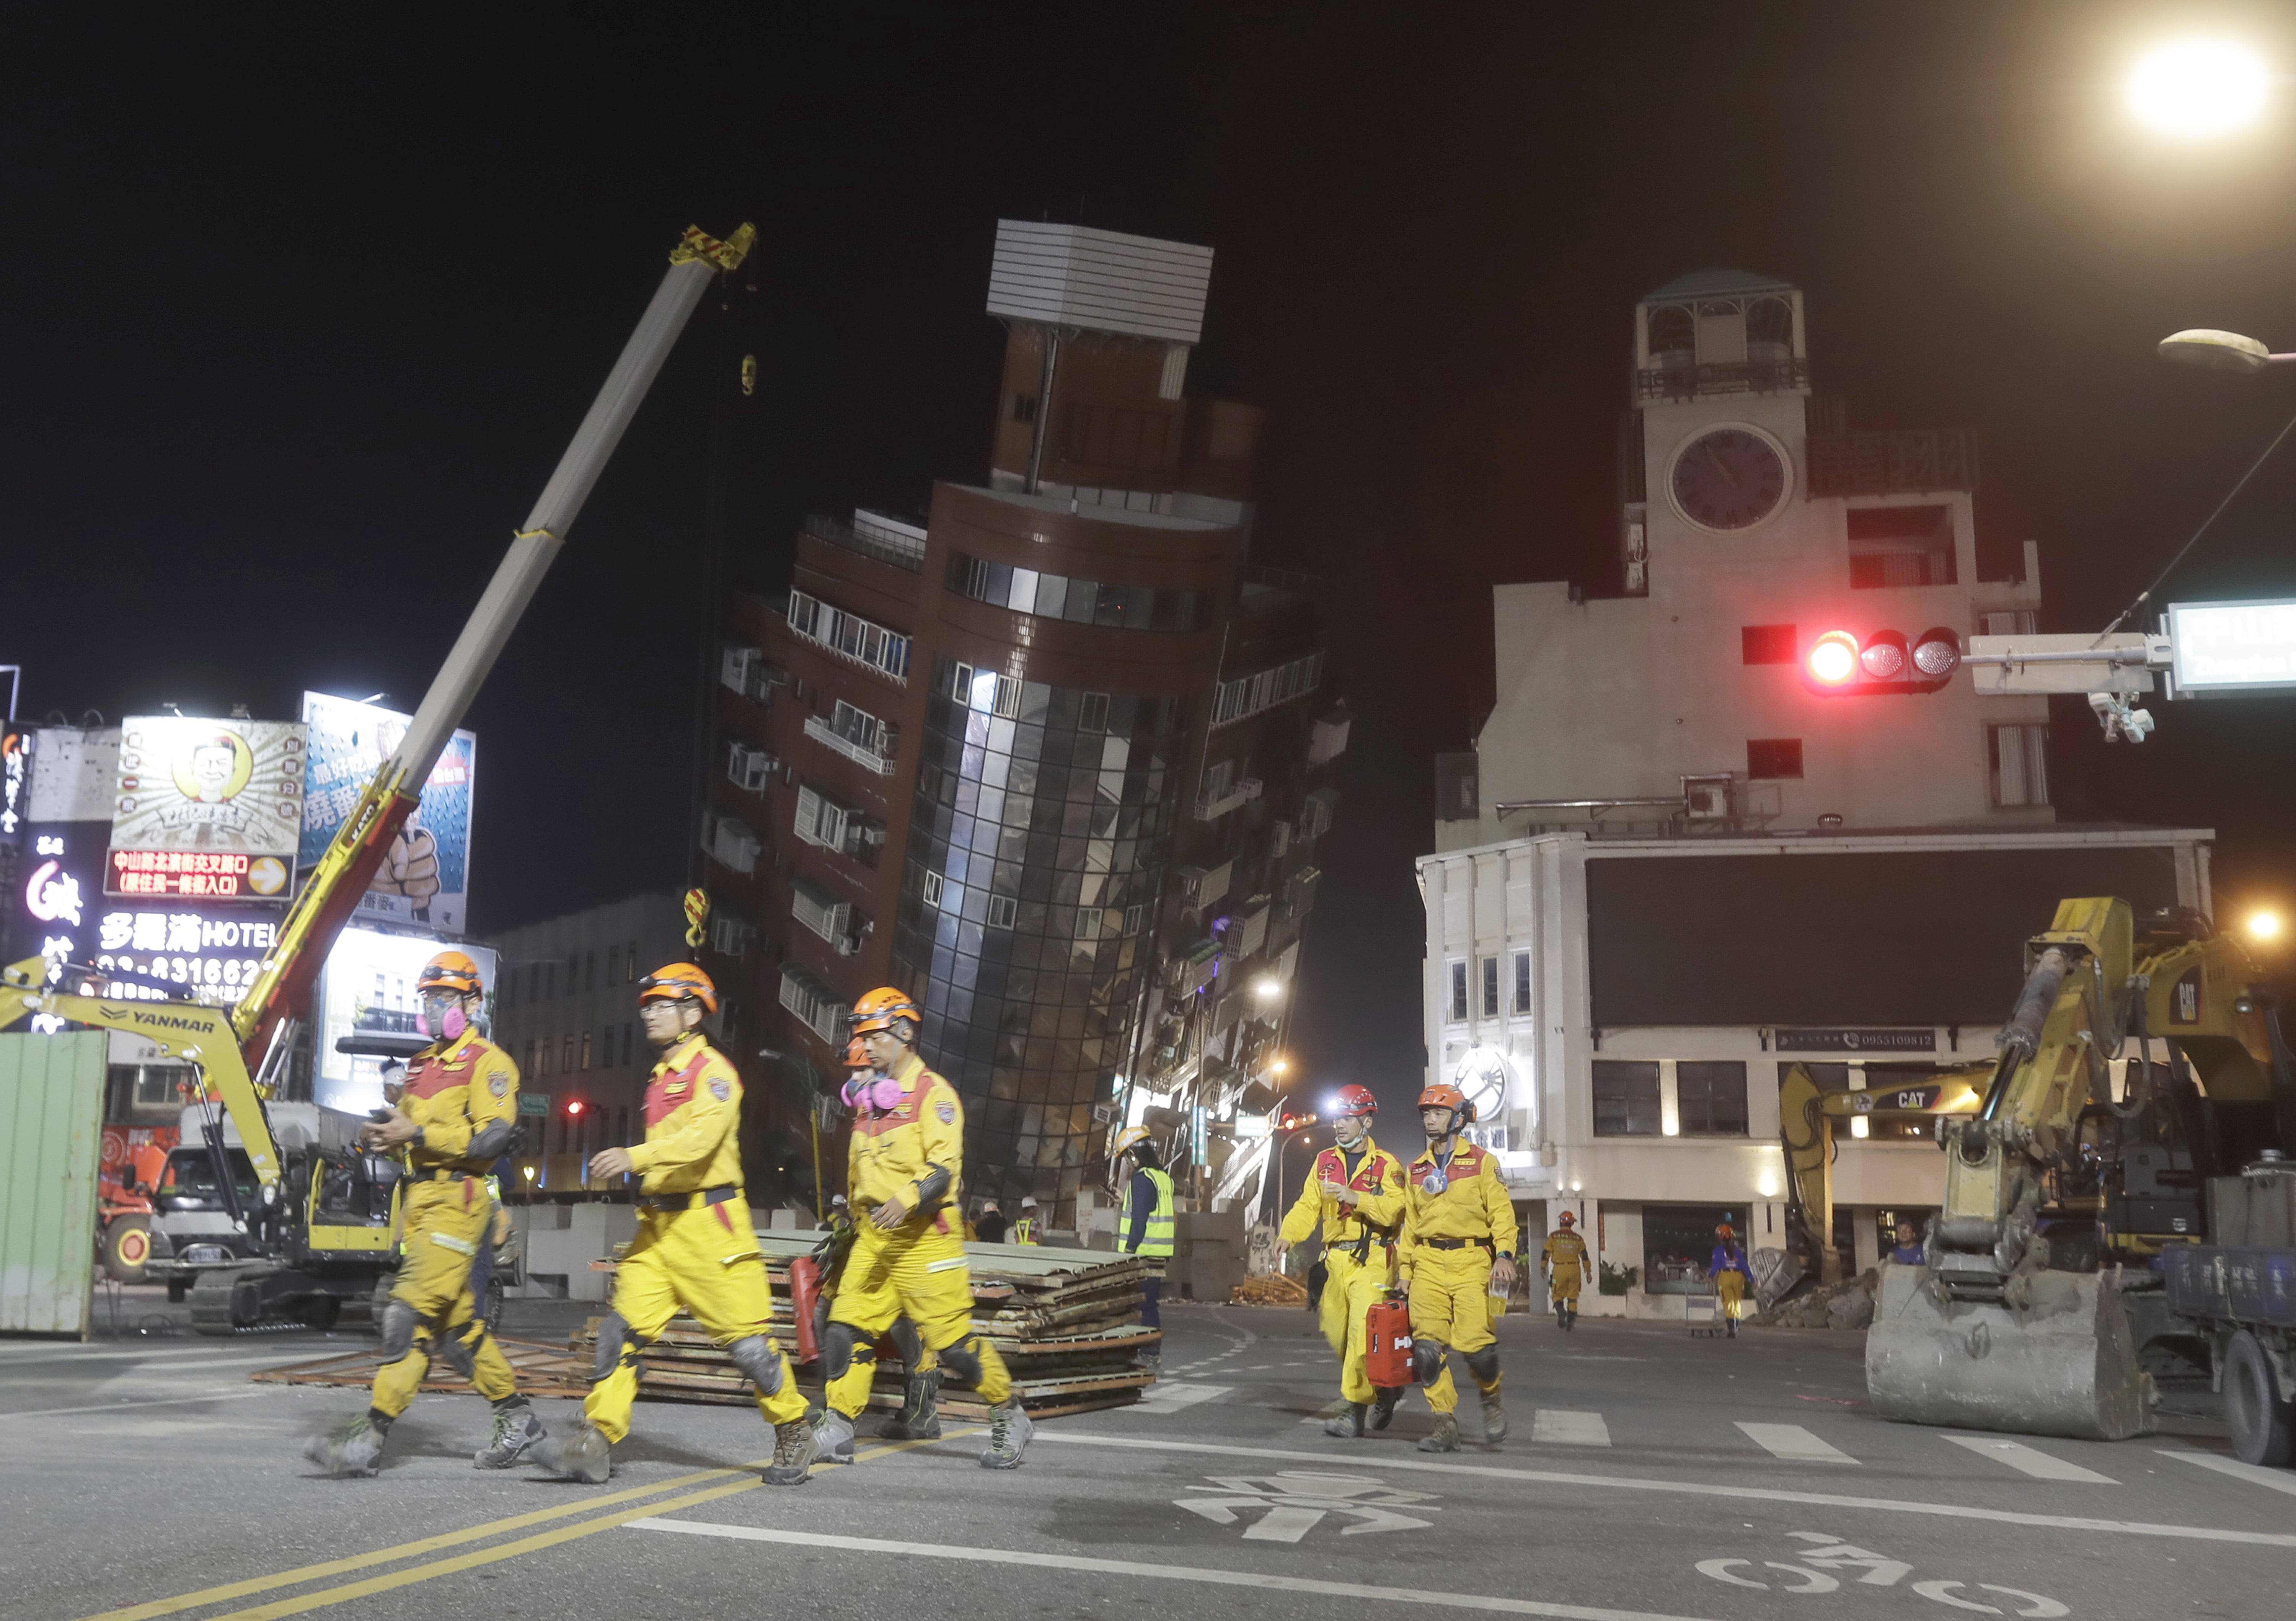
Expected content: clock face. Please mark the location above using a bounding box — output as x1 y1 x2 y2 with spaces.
1452 1046 1511 1121
1669 426 1789 533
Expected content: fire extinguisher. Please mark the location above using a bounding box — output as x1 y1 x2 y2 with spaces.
1365 1295 1415 1387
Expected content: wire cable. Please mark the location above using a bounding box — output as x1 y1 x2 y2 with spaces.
2095 402 2296 642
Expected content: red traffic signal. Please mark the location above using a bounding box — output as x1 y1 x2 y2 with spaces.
1803 626 1960 695
566 1100 585 1116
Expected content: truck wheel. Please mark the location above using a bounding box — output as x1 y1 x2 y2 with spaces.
166 1278 188 1304
103 1218 153 1285
2224 1330 2294 1468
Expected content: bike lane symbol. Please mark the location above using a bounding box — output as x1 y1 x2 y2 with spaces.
1696 1530 2068 1616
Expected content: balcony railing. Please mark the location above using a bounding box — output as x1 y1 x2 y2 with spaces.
804 713 895 775
801 513 924 573
1194 776 1263 822
1806 428 1980 496
1636 357 1810 401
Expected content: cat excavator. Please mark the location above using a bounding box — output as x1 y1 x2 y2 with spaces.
1863 896 2296 1440
1 221 753 1333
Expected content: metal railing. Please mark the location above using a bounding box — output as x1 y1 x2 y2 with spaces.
1806 428 1980 496
800 513 924 573
1636 357 1810 400
803 714 895 775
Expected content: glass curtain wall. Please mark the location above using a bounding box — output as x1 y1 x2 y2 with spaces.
892 654 1190 1206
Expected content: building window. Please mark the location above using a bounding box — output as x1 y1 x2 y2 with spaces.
1480 957 1499 1020
1981 611 2037 637
785 588 912 682
1593 1061 1662 1137
1010 392 1037 424
1447 960 1468 1023
1512 950 1531 1015
1074 906 1103 939
1080 692 1109 732
605 946 618 987
1211 651 1326 730
1848 504 1955 589
623 1023 637 1067
625 942 637 981
1988 724 2050 808
561 1035 575 1074
522 1038 536 1073
1741 624 1796 665
580 1031 592 1071
987 894 1018 929
1675 1061 1748 1135
1124 903 1145 936
1746 738 1803 780
615 1107 629 1146
921 870 944 909
944 553 1201 632
537 1040 551 1078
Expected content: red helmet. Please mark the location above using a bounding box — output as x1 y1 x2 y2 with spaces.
1333 1084 1377 1119
1417 1083 1467 1114
1557 1210 1575 1227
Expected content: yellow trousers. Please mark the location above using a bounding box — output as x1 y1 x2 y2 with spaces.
1549 1263 1583 1304
826 1215 1010 1416
373 1178 517 1418
1406 1245 1496 1416
1316 1244 1395 1404
1717 1270 1747 1319
585 1195 806 1443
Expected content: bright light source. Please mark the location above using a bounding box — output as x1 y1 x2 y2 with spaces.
2248 908 2285 941
1270 1057 1290 1075
2159 328 2276 374
1254 975 1283 1001
522 1164 536 1181
2128 39 2272 137
1807 631 1859 686
1849 1115 1870 1139
567 1100 585 1115
1757 1172 1780 1199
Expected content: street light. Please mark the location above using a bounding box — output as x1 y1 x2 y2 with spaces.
2127 39 2272 139
1270 1056 1289 1077
2158 328 2296 374
2247 908 2285 944
1254 975 1283 1002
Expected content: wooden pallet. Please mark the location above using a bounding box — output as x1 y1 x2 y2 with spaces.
250 1337 594 1399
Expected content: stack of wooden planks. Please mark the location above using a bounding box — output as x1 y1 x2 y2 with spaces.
567 1233 1159 1419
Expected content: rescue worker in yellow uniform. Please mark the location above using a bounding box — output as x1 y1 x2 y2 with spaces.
811 987 1034 1471
306 951 546 1477
1542 1210 1589 1330
833 1035 943 1443
538 963 814 1486
1278 1084 1407 1439
1396 1082 1520 1453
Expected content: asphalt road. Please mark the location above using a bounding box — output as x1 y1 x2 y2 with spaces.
2 1291 2289 1621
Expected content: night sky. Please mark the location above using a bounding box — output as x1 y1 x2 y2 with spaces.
7 6 2295 1118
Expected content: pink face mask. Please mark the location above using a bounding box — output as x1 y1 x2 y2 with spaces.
842 1073 904 1114
420 1001 468 1041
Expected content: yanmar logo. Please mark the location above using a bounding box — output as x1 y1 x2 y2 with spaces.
104 1004 217 1033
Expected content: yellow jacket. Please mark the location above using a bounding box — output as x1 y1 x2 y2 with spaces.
626 1032 745 1194
1279 1135 1406 1253
401 1031 520 1177
1543 1228 1590 1273
846 1049 965 1229
1397 1139 1520 1272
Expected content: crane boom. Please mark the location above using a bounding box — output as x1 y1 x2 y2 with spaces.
230 223 754 1064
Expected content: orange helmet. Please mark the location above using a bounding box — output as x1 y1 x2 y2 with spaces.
850 986 920 1038
1715 1222 1736 1239
417 949 483 998
639 961 718 1014
1417 1083 1467 1115
1557 1210 1575 1227
844 1037 871 1068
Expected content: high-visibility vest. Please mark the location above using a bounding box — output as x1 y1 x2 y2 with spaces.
1014 1216 1037 1245
1123 1168 1176 1258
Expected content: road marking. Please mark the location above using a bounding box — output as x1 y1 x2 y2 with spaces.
1737 1422 1856 1464
2159 1449 2296 1498
1532 1410 1610 1446
1137 1382 1231 1415
4 1388 278 1421
1174 1471 1440 1541
1942 1436 2117 1484
1027 1434 2296 1549
633 1518 1735 1621
138 1433 973 1621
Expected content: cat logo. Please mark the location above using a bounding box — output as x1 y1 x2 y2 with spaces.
2172 967 2204 1026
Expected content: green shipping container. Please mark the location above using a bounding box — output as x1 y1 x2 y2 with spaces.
0 1031 107 1337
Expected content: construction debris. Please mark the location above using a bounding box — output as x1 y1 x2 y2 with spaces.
1755 1267 1880 1330
252 1336 590 1397
1230 1272 1309 1306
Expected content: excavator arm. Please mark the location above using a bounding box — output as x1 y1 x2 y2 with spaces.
1867 896 2283 1440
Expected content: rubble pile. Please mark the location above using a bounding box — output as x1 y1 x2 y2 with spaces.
1755 1267 1881 1330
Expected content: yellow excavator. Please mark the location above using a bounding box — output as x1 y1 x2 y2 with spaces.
1779 1059 1989 1286
1864 896 2296 1440
2 222 752 1334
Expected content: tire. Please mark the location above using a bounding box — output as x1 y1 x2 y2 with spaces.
103 1218 153 1285
166 1278 189 1304
2224 1330 2295 1468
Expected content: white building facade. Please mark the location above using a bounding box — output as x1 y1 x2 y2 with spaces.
1420 269 2214 1315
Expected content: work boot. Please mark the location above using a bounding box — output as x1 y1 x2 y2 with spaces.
877 1372 943 1441
1555 1300 1568 1328
1566 1306 1578 1331
1322 1402 1367 1439
1368 1387 1401 1432
763 1419 815 1486
1416 1412 1462 1453
536 1419 611 1484
1136 1350 1162 1378
810 1406 857 1464
474 1400 546 1469
304 1411 389 1477
1727 1315 1738 1339
980 1399 1034 1470
1479 1386 1508 1444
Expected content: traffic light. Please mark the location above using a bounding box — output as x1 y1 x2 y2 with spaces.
1803 626 1961 695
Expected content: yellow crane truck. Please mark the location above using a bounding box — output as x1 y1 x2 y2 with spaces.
2 222 752 1334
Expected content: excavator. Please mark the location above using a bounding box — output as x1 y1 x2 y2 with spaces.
1778 1058 1989 1288
1863 896 2296 1440
0 221 753 1334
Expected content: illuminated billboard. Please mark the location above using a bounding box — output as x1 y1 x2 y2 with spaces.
314 926 499 1116
2167 599 2296 696
301 694 477 934
108 717 305 896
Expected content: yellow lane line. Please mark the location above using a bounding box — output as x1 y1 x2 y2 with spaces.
79 1460 762 1621
197 1431 980 1621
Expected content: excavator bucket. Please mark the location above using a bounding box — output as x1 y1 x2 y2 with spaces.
1864 1266 2154 1441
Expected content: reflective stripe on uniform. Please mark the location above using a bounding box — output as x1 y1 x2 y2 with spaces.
1123 1168 1177 1258
429 1232 478 1255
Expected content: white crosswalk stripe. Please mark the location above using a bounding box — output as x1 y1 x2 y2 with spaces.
2159 1448 2296 1497
1531 1409 1610 1446
1736 1421 1857 1464
1944 1434 2118 1483
1135 1382 1230 1415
